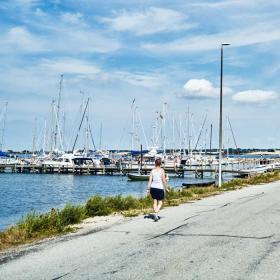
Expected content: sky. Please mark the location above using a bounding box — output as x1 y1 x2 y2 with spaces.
0 0 280 151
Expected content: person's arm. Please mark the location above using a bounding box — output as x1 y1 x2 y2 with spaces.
161 169 170 192
147 172 153 195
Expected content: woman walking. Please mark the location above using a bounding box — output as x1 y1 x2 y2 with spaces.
147 158 170 221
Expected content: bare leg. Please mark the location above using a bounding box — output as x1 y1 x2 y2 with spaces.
153 199 158 213
156 200 163 213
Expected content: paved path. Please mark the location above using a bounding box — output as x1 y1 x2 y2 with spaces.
1 181 280 280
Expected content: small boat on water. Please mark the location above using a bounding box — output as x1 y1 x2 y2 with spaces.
182 180 216 188
127 173 150 181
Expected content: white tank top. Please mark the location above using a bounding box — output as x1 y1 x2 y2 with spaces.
151 168 164 190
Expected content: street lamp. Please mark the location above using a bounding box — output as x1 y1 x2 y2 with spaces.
218 43 230 187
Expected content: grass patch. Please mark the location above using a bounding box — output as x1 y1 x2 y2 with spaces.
85 194 144 216
1 171 280 252
0 205 86 252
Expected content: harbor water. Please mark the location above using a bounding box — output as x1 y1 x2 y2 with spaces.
0 173 216 231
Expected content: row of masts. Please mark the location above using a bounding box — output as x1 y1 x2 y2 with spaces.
2 74 238 155
30 75 98 155
128 98 238 156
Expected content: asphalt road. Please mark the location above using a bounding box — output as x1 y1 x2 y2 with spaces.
1 181 280 280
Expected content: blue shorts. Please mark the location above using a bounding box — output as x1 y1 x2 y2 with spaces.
150 188 165 200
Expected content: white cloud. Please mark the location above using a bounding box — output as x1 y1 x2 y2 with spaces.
73 69 167 89
180 79 231 99
3 26 46 53
191 0 261 8
40 59 101 75
61 12 84 25
100 7 195 36
56 29 121 53
112 71 167 88
232 90 278 104
34 8 46 17
0 24 121 55
15 0 40 6
143 21 280 53
191 0 279 9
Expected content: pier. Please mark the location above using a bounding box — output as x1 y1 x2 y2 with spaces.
0 162 270 178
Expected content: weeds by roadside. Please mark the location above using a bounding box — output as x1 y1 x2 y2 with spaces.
1 171 280 252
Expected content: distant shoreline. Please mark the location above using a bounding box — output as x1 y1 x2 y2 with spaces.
246 150 280 155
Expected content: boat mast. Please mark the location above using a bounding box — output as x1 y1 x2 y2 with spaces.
209 124 213 155
49 100 56 152
152 123 156 147
194 113 207 151
85 110 89 156
130 99 136 152
99 122 102 150
42 119 47 155
181 115 186 156
72 97 90 153
62 111 66 150
163 102 167 156
54 103 64 152
0 102 8 151
137 110 149 149
228 117 238 150
172 114 175 154
32 117 37 155
54 74 63 151
226 117 230 157
187 107 191 155
204 128 208 154
179 117 182 154
155 111 162 148
87 120 96 151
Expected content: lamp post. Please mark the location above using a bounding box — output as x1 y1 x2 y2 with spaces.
218 43 230 187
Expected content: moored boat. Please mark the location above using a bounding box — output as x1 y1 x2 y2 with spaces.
127 173 150 181
182 180 216 188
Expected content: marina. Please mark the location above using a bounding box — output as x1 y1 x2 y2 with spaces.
1 1 280 279
1 93 280 232
0 146 278 178
0 158 276 178
1 150 278 231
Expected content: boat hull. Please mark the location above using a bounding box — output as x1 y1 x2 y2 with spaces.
182 180 216 188
127 173 150 181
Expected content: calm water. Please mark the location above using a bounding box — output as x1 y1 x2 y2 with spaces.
0 173 215 230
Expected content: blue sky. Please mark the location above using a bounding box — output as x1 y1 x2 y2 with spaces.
0 0 280 150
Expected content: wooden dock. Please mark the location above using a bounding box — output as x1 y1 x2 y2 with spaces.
0 163 262 177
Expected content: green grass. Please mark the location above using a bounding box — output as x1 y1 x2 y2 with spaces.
1 171 280 252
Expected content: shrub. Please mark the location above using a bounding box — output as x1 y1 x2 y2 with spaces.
191 188 207 195
138 196 152 208
85 195 143 216
59 204 86 226
222 179 243 189
117 195 141 210
21 209 63 237
85 195 112 216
